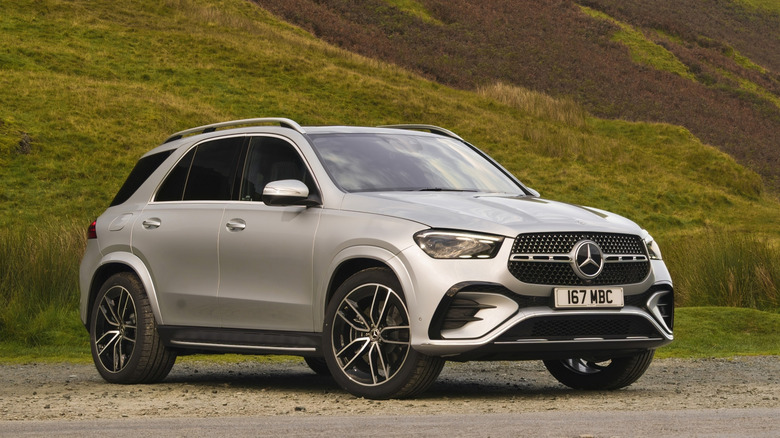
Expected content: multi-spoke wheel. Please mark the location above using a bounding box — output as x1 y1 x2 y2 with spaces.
543 350 655 390
323 267 444 399
89 272 176 384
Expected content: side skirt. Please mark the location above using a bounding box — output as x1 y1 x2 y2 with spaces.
158 326 322 356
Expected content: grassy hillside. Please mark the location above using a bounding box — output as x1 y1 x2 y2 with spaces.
1 0 779 352
255 0 780 191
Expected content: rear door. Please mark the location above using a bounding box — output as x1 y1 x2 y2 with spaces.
132 136 245 327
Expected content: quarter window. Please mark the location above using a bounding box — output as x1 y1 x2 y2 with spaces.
110 150 173 206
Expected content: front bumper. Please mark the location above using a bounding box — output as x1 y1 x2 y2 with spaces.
415 283 673 359
397 239 674 360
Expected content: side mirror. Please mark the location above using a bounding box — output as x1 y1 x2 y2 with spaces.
262 180 319 206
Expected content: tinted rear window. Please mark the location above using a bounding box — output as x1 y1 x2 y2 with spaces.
183 138 243 201
155 137 244 202
155 150 194 202
110 150 173 206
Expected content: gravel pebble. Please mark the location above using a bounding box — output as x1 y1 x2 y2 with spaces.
1 356 778 420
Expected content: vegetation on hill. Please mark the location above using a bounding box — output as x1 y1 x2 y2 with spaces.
254 0 780 191
0 0 778 354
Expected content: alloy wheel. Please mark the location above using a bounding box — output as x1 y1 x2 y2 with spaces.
330 283 411 386
93 285 137 374
562 358 613 374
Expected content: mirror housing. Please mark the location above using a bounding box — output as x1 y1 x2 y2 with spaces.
262 180 319 206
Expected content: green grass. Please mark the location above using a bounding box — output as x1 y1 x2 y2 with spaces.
733 0 780 14
0 341 90 364
384 0 443 25
656 307 780 358
666 229 780 310
2 0 780 356
722 44 770 74
0 223 86 347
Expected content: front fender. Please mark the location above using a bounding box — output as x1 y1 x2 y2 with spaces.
315 245 416 335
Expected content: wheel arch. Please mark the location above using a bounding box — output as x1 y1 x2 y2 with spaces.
325 257 388 306
86 252 163 328
317 246 416 331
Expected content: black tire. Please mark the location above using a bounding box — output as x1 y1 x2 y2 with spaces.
303 356 331 376
543 350 655 390
89 272 176 384
323 267 444 399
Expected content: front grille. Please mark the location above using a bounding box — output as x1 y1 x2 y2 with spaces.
508 232 650 285
512 232 645 254
531 318 629 337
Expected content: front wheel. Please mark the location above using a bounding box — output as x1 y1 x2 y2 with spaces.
543 350 655 390
323 268 444 399
303 356 331 376
89 272 176 384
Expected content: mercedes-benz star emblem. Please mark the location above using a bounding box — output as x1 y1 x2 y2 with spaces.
572 240 604 280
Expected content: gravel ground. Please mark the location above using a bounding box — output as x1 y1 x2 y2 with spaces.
1 356 778 421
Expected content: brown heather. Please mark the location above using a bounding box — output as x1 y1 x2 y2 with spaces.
254 0 780 191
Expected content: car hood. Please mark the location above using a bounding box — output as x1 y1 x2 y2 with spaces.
339 192 644 237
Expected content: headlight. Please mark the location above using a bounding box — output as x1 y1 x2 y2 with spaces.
414 230 504 259
642 230 663 260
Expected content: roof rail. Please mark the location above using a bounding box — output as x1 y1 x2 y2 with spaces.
163 118 305 143
377 124 464 141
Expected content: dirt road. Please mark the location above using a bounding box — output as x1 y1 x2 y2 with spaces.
1 356 778 421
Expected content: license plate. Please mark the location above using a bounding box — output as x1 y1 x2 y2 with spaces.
554 288 624 308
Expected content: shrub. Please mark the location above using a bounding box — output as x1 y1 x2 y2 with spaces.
477 82 587 128
0 223 86 346
666 229 780 311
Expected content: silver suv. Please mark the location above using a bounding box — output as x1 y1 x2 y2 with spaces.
79 118 673 399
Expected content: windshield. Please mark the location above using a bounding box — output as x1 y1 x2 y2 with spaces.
309 133 524 194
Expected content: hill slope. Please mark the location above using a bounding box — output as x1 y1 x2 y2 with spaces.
1 0 779 348
1 0 775 236
255 0 780 190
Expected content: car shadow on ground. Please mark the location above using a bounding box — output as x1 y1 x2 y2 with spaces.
155 358 606 400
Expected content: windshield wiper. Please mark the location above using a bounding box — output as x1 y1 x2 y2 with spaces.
415 187 478 192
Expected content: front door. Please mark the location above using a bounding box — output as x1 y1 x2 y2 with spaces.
217 135 322 331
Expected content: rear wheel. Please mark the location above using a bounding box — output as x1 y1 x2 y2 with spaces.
89 272 176 383
323 267 444 399
543 350 655 390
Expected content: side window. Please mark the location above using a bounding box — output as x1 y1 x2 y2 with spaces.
155 137 244 202
155 149 193 202
110 150 173 206
240 136 315 202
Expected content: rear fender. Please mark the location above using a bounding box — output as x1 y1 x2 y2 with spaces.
89 252 163 326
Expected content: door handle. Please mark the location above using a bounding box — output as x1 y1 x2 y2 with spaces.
226 218 246 231
142 218 161 229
